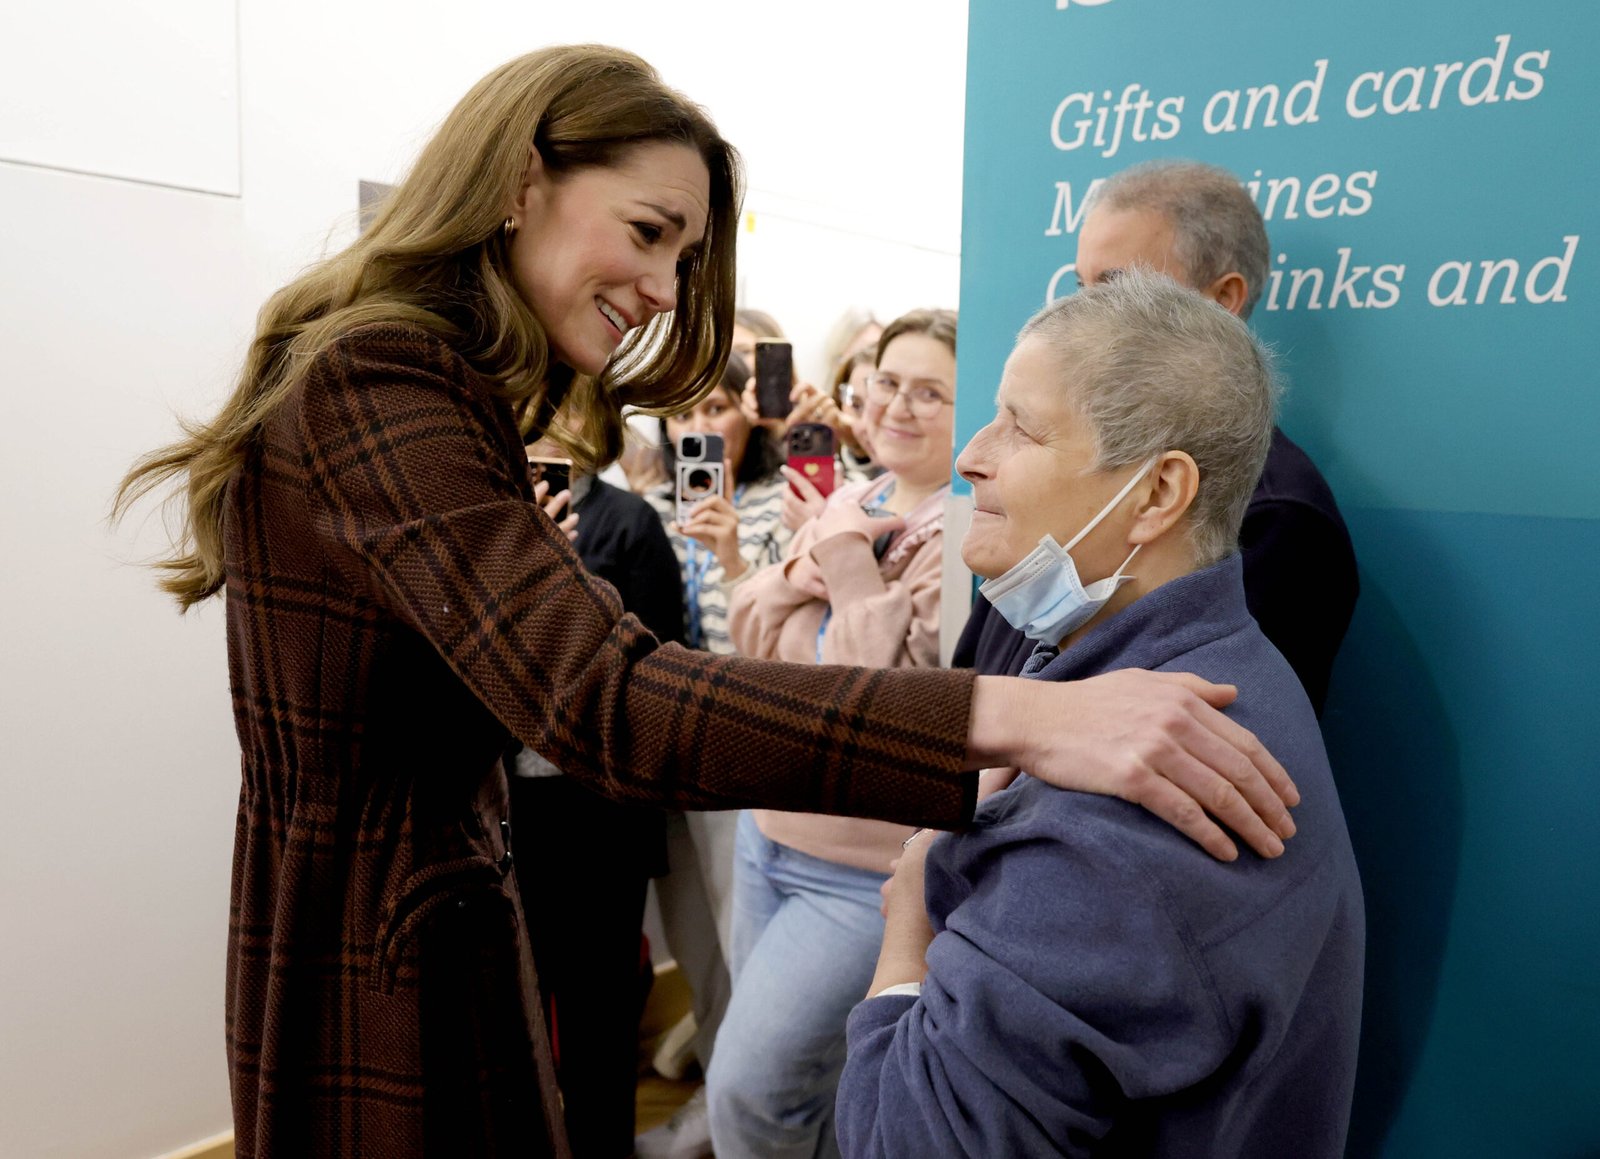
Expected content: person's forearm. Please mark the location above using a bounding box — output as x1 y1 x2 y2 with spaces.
867 908 934 997
811 531 888 608
965 675 1041 769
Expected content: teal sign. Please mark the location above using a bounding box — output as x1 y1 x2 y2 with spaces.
957 2 1599 1154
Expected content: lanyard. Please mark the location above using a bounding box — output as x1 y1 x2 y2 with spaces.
685 483 746 649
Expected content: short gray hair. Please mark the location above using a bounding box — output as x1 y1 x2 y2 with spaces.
1088 160 1270 318
1019 269 1278 566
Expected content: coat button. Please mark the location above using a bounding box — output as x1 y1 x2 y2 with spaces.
499 819 514 873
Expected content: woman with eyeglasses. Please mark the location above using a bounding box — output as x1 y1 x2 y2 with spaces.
710 309 959 1159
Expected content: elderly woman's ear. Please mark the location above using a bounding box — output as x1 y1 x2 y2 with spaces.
1128 450 1201 546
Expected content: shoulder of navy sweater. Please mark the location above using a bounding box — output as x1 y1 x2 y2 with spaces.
986 630 1353 954
981 759 1352 964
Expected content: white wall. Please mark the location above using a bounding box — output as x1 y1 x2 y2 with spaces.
0 0 241 194
0 2 967 1156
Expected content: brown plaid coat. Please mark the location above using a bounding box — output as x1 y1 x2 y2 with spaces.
222 323 977 1157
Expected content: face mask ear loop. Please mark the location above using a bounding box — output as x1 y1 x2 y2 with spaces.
1063 456 1162 553
1110 543 1142 580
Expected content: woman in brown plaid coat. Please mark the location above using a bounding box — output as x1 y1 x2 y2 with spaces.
116 45 1299 1159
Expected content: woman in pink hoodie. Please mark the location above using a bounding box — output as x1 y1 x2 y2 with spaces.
712 309 958 1159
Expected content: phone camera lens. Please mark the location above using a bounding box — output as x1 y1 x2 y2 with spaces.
681 436 703 460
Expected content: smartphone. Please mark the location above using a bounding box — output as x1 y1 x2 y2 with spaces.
527 456 572 497
755 340 794 420
675 432 727 524
785 423 836 500
863 504 898 559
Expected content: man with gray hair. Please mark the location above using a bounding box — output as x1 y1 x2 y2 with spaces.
838 271 1363 1158
954 159 1358 714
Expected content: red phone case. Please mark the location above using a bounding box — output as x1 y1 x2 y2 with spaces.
788 453 836 499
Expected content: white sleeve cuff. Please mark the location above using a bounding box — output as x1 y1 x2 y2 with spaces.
870 982 923 1000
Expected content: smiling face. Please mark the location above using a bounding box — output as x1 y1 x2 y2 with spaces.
507 140 711 377
865 332 956 491
664 385 751 476
956 336 1145 583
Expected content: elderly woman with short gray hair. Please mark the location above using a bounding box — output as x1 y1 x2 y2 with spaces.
837 270 1366 1159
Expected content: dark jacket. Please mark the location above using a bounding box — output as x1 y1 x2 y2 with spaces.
839 556 1365 1158
221 322 977 1157
953 429 1358 712
512 475 689 877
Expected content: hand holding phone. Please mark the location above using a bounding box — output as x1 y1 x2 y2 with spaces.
785 422 836 501
674 432 727 525
528 456 572 498
528 456 579 541
808 497 905 560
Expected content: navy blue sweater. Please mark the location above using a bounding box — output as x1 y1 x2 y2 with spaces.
837 555 1364 1158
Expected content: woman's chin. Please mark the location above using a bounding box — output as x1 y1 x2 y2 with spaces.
547 336 611 379
960 533 1010 581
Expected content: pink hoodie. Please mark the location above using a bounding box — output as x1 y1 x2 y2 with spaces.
728 475 947 873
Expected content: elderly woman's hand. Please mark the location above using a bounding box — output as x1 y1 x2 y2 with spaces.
868 829 939 996
879 829 935 919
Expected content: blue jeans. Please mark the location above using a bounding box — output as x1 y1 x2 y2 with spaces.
706 811 888 1159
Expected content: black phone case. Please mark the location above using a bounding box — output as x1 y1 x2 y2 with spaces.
756 342 793 419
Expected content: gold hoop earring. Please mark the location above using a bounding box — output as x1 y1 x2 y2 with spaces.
503 217 516 237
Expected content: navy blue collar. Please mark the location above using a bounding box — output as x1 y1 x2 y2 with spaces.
1020 554 1254 683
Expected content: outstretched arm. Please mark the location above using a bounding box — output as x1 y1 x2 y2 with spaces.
299 325 976 825
302 325 1297 855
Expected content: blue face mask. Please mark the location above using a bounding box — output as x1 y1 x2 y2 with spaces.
978 458 1157 645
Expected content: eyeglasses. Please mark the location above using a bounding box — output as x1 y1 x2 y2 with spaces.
865 373 954 419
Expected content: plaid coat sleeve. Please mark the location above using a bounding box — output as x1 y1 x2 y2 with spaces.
299 323 978 827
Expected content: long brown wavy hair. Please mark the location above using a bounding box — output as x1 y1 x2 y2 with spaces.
114 45 742 609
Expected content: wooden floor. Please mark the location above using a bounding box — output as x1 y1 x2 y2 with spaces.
635 1074 703 1133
